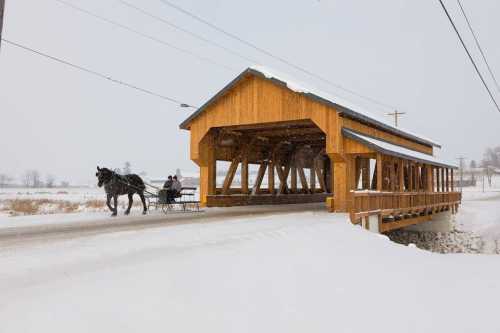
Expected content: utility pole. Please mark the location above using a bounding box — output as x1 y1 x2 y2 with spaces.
482 171 485 193
386 110 406 127
457 156 466 192
0 0 4 50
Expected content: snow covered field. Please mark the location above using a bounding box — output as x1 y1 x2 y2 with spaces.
456 176 500 237
0 187 104 202
1 178 500 332
0 186 191 217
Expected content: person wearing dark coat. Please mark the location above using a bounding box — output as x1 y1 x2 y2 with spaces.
163 175 173 190
163 175 175 203
172 175 182 194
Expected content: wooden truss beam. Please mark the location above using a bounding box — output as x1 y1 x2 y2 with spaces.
297 159 309 192
222 157 240 195
241 154 249 194
252 161 268 195
291 163 298 193
315 158 326 192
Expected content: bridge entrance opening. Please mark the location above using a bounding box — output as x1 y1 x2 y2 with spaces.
203 120 332 207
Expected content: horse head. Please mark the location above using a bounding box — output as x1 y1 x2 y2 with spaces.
96 166 113 187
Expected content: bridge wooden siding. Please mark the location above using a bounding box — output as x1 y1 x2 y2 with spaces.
180 67 461 232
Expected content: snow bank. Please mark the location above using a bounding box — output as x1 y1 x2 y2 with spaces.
1 211 500 332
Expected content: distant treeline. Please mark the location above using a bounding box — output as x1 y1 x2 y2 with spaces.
0 170 70 188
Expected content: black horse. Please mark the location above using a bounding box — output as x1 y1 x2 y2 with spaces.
96 166 147 216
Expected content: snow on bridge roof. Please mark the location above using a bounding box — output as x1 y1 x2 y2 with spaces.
180 66 441 149
343 128 457 169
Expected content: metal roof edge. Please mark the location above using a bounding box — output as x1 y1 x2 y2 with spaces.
342 128 458 169
342 127 434 156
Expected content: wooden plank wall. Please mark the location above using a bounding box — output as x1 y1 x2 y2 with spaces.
188 75 433 163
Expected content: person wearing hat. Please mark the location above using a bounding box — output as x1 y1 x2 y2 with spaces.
163 175 175 203
172 175 182 199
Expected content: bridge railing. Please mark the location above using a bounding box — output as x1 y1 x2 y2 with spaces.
349 191 462 226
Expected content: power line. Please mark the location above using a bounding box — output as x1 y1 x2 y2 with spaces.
52 0 235 72
1 38 198 107
456 0 500 94
119 0 260 65
437 0 500 112
158 0 398 111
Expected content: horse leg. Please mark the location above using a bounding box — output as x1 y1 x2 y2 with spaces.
125 193 133 215
139 192 147 215
106 194 114 212
112 195 118 216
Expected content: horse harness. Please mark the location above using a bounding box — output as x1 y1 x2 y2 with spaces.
104 171 155 196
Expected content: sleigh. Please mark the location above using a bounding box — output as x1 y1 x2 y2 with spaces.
145 186 201 214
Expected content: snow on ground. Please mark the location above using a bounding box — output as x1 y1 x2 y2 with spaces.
1 177 500 331
2 210 500 332
0 187 104 202
455 175 500 239
0 210 150 229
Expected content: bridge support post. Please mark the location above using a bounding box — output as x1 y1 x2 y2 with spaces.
361 158 371 190
329 154 355 212
198 132 216 207
361 214 380 233
426 165 433 192
376 154 383 191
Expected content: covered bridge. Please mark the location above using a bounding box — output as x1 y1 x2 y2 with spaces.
180 66 461 232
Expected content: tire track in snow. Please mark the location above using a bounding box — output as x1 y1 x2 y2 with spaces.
0 211 332 296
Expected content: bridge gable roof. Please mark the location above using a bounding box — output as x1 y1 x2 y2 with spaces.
180 66 441 149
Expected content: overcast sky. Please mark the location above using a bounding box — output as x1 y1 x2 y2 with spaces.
1 0 499 185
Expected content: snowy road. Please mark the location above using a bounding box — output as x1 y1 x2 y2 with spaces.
2 199 500 332
0 204 324 248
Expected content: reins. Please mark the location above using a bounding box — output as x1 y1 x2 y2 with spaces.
106 171 157 196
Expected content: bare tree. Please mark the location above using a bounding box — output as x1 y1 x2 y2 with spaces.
482 147 500 169
23 170 42 188
486 166 493 187
123 161 132 175
22 171 32 187
60 181 70 188
0 173 13 187
469 160 477 182
32 170 42 188
46 174 56 188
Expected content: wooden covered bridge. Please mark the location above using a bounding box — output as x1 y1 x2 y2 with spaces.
180 67 461 232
